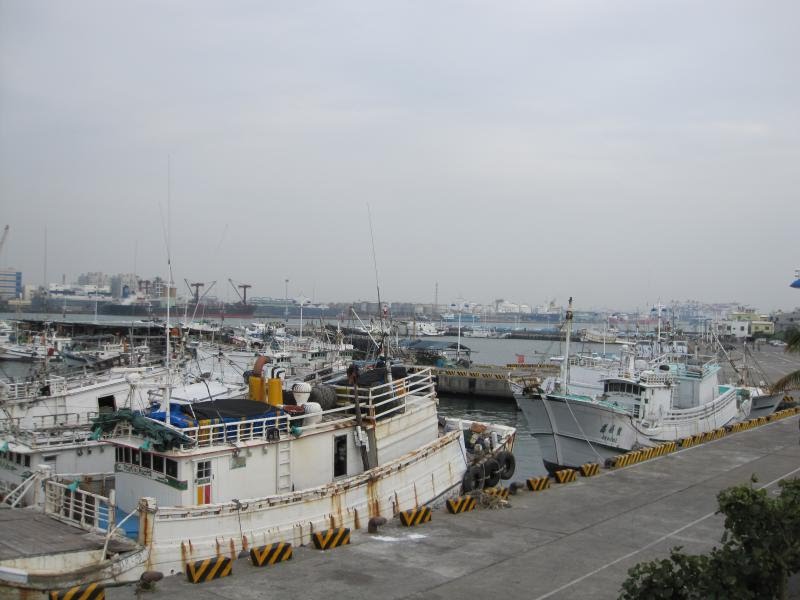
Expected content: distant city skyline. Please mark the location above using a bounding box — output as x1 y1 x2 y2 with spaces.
1 2 798 312
4 267 790 316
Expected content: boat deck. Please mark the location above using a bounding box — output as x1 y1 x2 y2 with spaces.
0 510 108 560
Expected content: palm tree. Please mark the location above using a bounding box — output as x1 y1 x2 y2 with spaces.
771 329 800 393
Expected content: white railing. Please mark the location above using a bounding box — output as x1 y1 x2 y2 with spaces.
117 368 437 450
1 376 69 400
6 427 100 449
0 411 100 432
44 479 113 533
639 372 672 385
659 388 738 425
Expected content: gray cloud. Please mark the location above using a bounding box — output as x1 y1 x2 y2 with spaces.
1 0 798 310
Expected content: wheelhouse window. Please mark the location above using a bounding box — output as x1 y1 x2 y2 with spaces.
196 460 211 483
333 435 347 477
115 448 178 480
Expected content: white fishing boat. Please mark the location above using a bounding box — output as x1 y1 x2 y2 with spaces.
514 298 747 472
0 366 170 503
0 365 516 594
0 331 72 362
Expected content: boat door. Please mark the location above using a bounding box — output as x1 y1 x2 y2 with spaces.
194 459 213 504
97 394 116 414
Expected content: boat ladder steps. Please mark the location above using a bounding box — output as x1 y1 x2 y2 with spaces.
276 439 292 493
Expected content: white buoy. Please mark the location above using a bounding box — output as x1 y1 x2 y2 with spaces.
292 382 312 406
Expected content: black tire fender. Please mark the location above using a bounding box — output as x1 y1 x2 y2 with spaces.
496 451 516 480
462 464 485 493
483 457 501 488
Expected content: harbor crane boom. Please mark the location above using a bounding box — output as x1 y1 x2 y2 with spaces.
228 279 251 304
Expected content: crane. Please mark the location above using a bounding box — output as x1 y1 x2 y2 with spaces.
0 225 9 265
228 279 252 304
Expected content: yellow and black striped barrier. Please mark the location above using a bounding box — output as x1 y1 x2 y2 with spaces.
399 506 432 527
554 469 577 484
312 527 351 550
49 583 105 600
767 407 799 421
609 450 640 467
185 556 233 583
579 463 600 477
526 476 551 491
249 542 293 567
484 486 510 500
437 368 512 381
446 496 477 514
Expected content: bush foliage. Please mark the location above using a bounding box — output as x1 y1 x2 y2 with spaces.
620 478 800 599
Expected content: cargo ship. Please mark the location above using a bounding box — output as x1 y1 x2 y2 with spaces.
100 299 255 318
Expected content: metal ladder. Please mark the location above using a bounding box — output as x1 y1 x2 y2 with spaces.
276 439 292 493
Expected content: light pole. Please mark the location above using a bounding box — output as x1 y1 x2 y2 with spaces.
284 278 289 325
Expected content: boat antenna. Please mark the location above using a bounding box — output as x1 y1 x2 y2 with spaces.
560 297 574 392
366 203 387 357
157 156 175 423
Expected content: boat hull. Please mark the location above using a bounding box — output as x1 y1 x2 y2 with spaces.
516 388 740 470
748 392 782 419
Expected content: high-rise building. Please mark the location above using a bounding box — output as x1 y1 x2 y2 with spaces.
0 268 22 299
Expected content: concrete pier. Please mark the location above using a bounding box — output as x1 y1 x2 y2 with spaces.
107 411 800 600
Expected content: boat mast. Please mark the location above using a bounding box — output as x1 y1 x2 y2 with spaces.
164 157 173 424
560 297 573 392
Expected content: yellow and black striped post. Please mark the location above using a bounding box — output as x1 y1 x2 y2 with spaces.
446 496 477 514
249 542 293 567
399 506 432 527
312 527 351 549
526 476 551 491
49 583 105 600
554 469 577 483
579 463 600 477
185 556 233 583
484 487 510 500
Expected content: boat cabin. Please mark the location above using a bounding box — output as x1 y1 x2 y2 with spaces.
101 368 441 516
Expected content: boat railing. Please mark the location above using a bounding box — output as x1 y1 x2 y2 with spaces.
333 368 436 419
44 479 113 534
639 371 672 385
8 426 100 448
181 413 292 448
0 411 100 433
659 387 738 424
1 376 70 400
175 368 436 448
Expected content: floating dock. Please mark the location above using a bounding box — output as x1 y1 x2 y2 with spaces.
93 409 800 600
433 363 558 399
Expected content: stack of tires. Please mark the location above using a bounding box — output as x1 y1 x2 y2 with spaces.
462 451 516 492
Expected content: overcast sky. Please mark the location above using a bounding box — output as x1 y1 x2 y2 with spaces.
1 0 798 312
